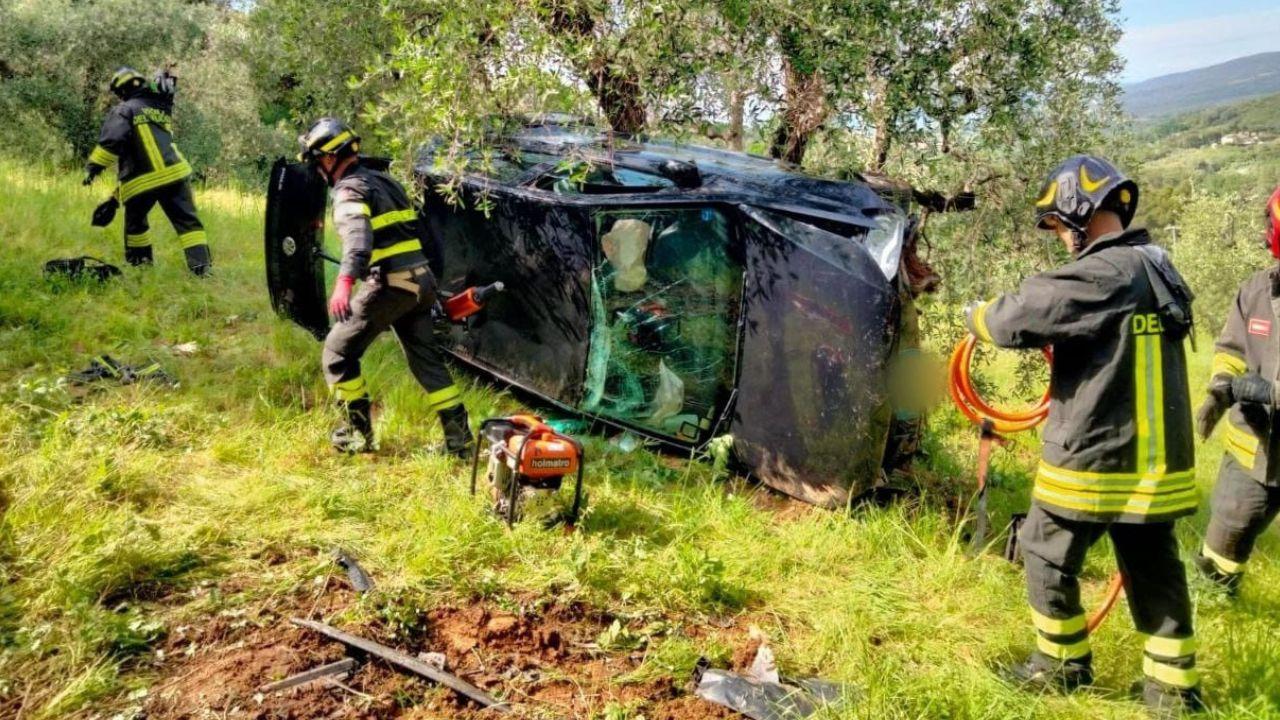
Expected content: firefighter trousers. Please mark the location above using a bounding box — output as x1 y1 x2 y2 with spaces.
1019 503 1199 690
123 180 211 274
321 265 462 414
1203 455 1280 577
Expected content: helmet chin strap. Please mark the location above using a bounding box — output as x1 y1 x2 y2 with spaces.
1071 230 1088 256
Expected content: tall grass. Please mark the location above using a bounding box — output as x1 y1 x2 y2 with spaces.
0 161 1276 718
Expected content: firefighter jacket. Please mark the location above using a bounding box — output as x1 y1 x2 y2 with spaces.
1208 267 1280 487
966 228 1197 523
331 162 430 280
86 94 191 202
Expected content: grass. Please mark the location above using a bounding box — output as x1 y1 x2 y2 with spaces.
0 159 1277 719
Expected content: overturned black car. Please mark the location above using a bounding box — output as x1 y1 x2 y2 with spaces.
266 124 910 508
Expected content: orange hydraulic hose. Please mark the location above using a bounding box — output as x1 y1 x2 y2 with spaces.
947 335 1052 433
948 333 1124 631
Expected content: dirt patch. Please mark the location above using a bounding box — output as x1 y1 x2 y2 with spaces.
144 589 737 719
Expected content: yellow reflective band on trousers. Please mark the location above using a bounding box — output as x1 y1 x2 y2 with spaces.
1143 657 1199 689
370 239 424 265
88 145 118 167
1143 634 1196 659
1225 423 1258 470
330 376 368 402
370 208 418 231
125 232 151 248
178 230 208 249
427 385 461 412
1200 543 1243 575
1036 635 1091 661
1030 609 1086 636
1211 352 1246 377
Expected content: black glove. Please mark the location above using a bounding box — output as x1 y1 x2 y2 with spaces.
1195 375 1233 440
83 164 103 186
1231 372 1276 407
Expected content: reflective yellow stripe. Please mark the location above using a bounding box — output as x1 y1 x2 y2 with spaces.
125 232 151 248
1033 463 1199 516
1037 634 1091 661
178 230 207 249
320 130 353 152
1201 543 1243 575
1144 635 1196 659
330 376 368 402
138 124 164 172
1143 657 1200 689
369 208 418 231
427 384 461 411
88 145 118 166
971 300 994 343
1211 352 1246 377
1134 333 1166 476
1225 423 1258 470
119 160 192 201
1030 609 1086 636
1037 463 1195 490
369 239 423 265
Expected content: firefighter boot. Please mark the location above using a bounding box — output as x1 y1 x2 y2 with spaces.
1005 652 1093 693
1193 553 1242 596
1141 680 1205 719
436 405 474 459
331 397 374 453
125 245 154 267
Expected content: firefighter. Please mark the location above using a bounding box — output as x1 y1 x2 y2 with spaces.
298 117 473 456
1193 186 1280 593
965 156 1202 714
84 67 211 275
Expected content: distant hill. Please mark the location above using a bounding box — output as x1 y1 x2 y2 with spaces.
1124 52 1280 119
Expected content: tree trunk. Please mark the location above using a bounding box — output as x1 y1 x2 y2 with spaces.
727 83 745 151
589 60 647 135
769 58 826 165
870 115 892 172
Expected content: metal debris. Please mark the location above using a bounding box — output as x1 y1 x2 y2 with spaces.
693 644 848 719
291 618 509 712
260 657 359 693
331 548 374 593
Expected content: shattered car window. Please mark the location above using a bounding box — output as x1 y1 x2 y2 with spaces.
537 161 676 194
583 208 741 440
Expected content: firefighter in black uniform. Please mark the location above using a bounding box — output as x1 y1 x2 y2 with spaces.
965 156 1202 714
297 118 472 456
84 67 211 275
1194 186 1280 593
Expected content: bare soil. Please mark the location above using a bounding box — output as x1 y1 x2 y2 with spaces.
143 583 735 719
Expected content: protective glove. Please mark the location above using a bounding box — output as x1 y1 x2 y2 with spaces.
328 274 355 323
1231 372 1277 407
82 164 104 186
1195 375 1233 440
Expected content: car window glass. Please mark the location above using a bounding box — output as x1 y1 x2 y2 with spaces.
537 161 676 194
583 207 742 440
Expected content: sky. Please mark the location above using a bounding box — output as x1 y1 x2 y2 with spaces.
1119 0 1280 82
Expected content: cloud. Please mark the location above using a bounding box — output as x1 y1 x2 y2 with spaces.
1120 8 1280 81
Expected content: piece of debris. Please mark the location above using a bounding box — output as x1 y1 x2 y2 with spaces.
290 618 510 712
331 548 374 593
693 641 848 719
171 341 200 356
417 651 447 670
44 256 121 283
67 355 177 387
259 657 359 693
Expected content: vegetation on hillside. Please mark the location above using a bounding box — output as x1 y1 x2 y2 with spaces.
1 160 1278 719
